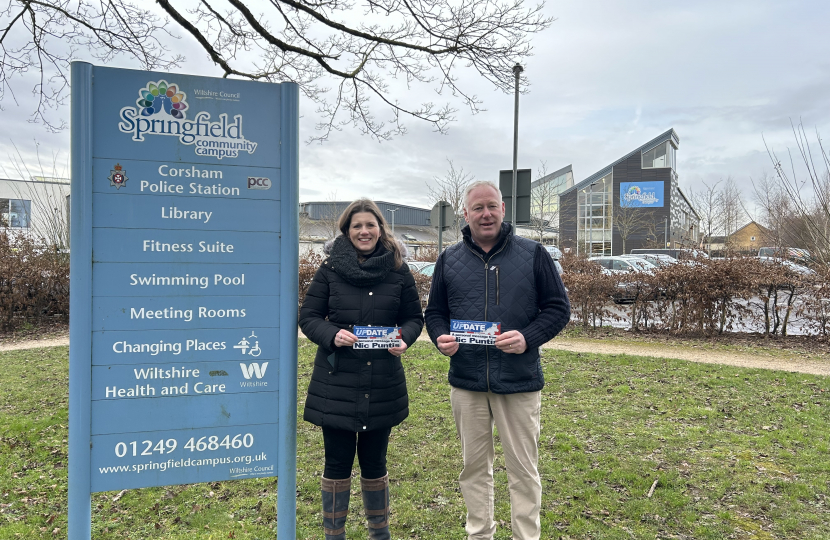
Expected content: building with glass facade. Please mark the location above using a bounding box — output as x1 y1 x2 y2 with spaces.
529 164 573 240
558 129 700 256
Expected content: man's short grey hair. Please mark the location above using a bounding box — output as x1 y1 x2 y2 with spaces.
463 180 503 210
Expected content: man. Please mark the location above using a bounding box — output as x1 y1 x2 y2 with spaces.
424 180 570 540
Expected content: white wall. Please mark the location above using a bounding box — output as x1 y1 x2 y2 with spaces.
0 178 70 246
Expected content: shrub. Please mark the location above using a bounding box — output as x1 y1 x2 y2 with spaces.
560 254 619 329
298 247 323 315
0 231 69 330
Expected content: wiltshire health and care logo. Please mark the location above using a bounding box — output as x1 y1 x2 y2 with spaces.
118 79 258 160
107 163 128 189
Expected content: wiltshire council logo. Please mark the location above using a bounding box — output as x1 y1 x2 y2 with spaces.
118 79 258 160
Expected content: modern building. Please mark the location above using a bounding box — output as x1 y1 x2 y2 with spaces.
558 129 700 256
529 164 574 242
0 176 70 246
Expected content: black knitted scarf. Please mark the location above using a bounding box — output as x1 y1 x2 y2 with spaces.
328 235 396 287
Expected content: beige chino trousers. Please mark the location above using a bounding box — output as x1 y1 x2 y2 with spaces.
450 386 542 540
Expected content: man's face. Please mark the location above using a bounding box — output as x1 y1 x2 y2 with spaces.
464 185 505 245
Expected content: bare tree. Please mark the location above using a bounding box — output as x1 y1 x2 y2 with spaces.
717 176 744 242
317 191 342 241
0 0 552 138
528 161 560 244
763 121 830 264
426 159 471 243
750 171 790 250
613 199 653 255
690 179 723 255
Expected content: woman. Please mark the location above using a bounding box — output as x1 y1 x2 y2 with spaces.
299 199 424 540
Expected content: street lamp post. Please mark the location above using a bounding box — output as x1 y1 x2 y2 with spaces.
386 207 398 235
511 63 523 228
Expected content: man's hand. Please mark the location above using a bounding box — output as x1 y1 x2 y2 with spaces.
388 342 408 357
333 329 358 348
436 334 459 356
494 330 527 354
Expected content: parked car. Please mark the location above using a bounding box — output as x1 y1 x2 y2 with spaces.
589 256 657 275
589 256 657 304
408 261 434 274
543 245 564 275
757 256 816 277
629 248 709 260
758 247 813 265
414 263 436 277
619 253 676 267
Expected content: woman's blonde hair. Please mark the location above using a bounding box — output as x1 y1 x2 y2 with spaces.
337 199 403 269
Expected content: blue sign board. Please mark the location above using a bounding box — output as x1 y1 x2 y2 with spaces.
620 181 665 208
69 63 298 539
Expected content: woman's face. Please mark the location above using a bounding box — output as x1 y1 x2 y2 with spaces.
348 211 381 254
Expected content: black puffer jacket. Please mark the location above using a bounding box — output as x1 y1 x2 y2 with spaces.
300 237 424 432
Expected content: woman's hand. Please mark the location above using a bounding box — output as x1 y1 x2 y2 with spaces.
333 329 358 348
388 342 408 357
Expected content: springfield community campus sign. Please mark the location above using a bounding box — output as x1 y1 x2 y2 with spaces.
69 63 299 539
620 181 665 208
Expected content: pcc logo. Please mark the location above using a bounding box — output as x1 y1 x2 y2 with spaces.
247 177 271 190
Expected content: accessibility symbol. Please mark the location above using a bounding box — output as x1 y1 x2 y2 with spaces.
233 332 262 357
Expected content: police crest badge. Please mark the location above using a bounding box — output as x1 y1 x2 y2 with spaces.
108 163 128 189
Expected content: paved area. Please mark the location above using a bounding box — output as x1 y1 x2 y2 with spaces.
541 339 830 376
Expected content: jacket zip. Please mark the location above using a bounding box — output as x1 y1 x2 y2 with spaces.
463 237 509 392
495 266 500 305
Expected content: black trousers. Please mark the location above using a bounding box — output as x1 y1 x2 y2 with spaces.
322 426 392 480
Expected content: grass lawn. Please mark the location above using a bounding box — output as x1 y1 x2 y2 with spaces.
1 340 829 539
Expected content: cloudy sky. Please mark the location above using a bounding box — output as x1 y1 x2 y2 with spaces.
2 0 829 211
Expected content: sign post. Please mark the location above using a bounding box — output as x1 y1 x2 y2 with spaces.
69 63 298 539
499 169 531 225
430 200 452 253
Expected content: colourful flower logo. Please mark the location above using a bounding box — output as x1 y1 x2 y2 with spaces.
136 80 188 119
627 186 641 195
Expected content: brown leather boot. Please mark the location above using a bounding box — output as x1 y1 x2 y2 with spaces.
321 476 350 539
360 474 390 540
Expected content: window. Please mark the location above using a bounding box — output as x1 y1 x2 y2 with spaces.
0 199 31 228
642 141 676 169
612 260 630 271
750 236 756 242
576 172 613 256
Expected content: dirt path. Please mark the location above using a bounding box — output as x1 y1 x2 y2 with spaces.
542 339 830 376
0 334 69 352
2 333 827 376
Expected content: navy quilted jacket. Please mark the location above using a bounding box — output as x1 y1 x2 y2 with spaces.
425 224 570 394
